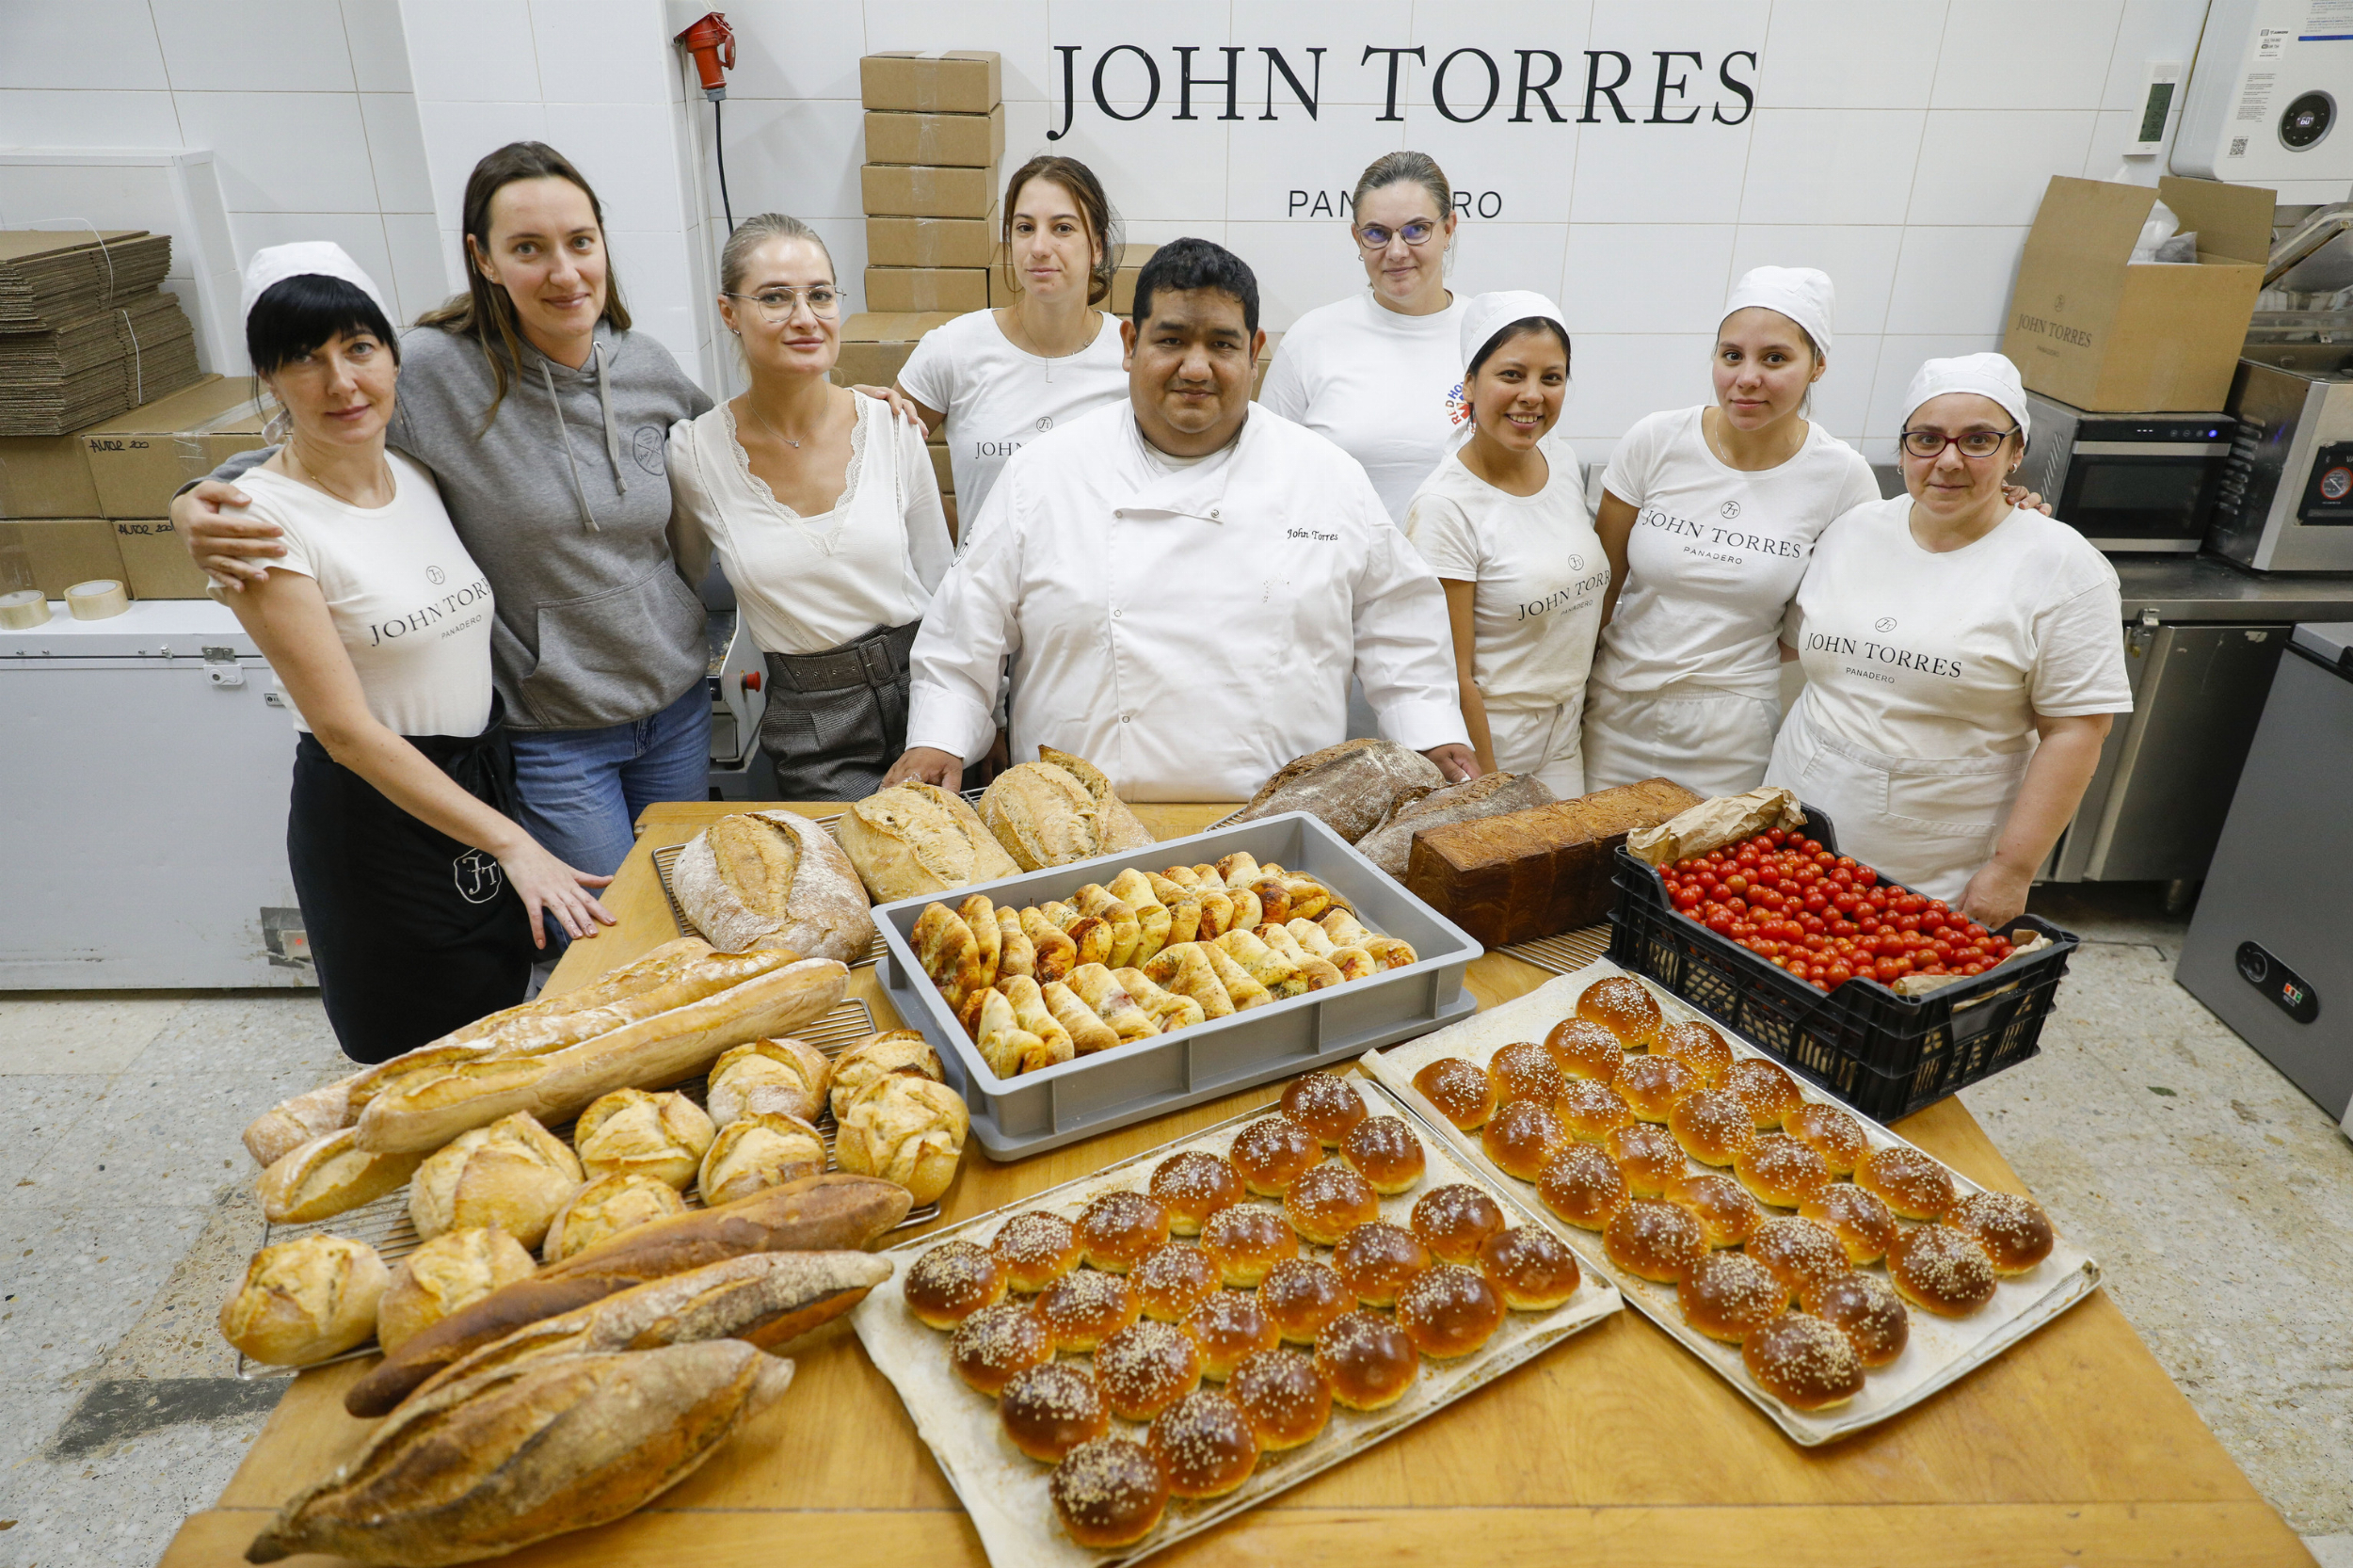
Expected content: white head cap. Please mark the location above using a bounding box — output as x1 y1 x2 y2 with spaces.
238 242 393 328
1902 352 2031 442
1721 265 1834 356
1459 289 1569 375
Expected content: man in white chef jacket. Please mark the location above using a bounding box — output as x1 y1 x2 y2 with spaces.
884 237 1476 801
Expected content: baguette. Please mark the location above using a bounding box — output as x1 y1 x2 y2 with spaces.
256 1128 427 1224
407 1251 892 1408
353 958 848 1155
255 1342 791 1567
240 1078 356 1169
426 937 715 1053
344 1173 910 1417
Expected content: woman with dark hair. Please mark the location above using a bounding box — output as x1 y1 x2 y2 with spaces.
893 154 1130 527
1259 150 1467 523
1404 293 1604 794
668 215 952 799
170 142 714 901
216 244 609 1063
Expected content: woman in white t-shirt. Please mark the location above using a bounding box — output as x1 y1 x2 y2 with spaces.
1583 267 1883 799
1404 292 1605 795
1259 150 1469 522
671 215 952 800
1767 354 2131 923
895 155 1129 531
218 245 611 1063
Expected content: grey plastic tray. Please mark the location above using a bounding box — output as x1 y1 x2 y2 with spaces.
873 811 1481 1159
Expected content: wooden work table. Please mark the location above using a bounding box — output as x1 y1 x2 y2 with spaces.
164 802 2315 1567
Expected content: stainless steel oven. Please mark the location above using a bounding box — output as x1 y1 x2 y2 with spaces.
2207 346 2353 573
2018 392 2236 554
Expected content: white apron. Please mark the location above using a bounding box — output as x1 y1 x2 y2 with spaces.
1763 696 2031 903
1581 680 1784 799
1488 696 1588 798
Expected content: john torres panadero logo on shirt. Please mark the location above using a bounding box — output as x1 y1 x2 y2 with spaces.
1518 565 1610 621
368 576 491 647
1805 629 1965 680
1635 504 1802 560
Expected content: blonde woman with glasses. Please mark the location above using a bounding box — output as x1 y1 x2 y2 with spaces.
667 214 952 799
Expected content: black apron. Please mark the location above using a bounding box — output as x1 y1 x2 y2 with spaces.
287 696 535 1064
757 619 920 801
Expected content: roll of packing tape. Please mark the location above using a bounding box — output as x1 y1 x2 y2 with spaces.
65 579 129 620
0 587 48 630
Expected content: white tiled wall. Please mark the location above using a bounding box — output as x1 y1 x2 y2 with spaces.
0 0 2302 462
0 0 440 337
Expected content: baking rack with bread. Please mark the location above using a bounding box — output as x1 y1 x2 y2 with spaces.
851 1075 1618 1563
904 854 1418 1079
220 938 968 1373
1362 964 2100 1443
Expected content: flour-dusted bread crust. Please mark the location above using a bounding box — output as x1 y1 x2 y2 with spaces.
1354 771 1559 879
1233 739 1446 842
978 746 1159 871
256 1128 427 1224
674 809 876 964
218 1233 390 1368
838 782 1021 902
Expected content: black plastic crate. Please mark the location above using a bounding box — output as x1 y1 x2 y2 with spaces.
1603 808 2078 1123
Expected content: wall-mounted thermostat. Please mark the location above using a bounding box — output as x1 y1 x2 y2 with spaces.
2130 61 2184 155
2174 0 2353 182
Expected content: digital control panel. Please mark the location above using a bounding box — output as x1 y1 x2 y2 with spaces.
2237 940 2320 1024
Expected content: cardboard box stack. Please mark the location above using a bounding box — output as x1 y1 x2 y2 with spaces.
0 373 269 600
0 231 200 438
859 52 1002 316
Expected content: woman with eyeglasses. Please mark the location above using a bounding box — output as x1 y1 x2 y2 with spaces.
667 214 952 800
1765 354 2130 927
895 155 1130 531
1580 267 1882 800
1258 151 1467 522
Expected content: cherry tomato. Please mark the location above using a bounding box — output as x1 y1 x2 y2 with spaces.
1826 963 1853 987
1855 868 1878 888
1706 914 1735 935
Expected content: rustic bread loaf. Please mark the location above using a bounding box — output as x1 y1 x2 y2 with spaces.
249 1342 792 1566
573 1087 716 1190
1232 738 1445 842
827 1029 944 1121
674 809 875 963
1353 771 1558 879
376 1228 536 1354
408 1111 585 1248
542 1171 689 1263
706 1036 833 1126
698 1112 828 1207
835 1075 968 1205
218 1233 388 1367
345 1172 912 1416
255 1128 426 1224
837 781 1020 902
1403 778 1703 948
978 745 1156 871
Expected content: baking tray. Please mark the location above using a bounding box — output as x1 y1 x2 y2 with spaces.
650 787 991 968
1360 961 2102 1446
235 996 938 1380
851 1078 1621 1567
873 812 1483 1160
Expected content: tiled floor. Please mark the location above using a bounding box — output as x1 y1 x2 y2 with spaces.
0 885 2346 1566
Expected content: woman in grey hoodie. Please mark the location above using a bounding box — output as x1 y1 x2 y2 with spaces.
176 142 714 891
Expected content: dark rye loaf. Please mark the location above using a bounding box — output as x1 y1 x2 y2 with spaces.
1403 779 1702 948
1353 772 1557 879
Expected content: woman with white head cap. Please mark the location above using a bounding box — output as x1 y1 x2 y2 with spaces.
1581 265 1883 798
1766 352 2130 927
1402 292 1604 793
216 243 614 1063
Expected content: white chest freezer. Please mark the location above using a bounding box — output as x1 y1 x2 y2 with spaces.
0 598 311 987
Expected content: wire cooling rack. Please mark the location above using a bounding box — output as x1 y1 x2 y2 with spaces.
1497 925 1615 976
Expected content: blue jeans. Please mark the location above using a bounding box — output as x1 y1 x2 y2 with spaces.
509 681 712 880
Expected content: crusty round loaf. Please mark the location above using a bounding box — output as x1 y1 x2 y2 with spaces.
698 1113 827 1208
256 1127 425 1224
375 1226 536 1353
572 1088 715 1190
219 1233 388 1366
408 1112 584 1248
828 1030 945 1122
706 1037 833 1128
835 1075 969 1205
836 782 1021 903
979 746 1156 871
1231 738 1445 843
673 808 876 964
542 1171 689 1262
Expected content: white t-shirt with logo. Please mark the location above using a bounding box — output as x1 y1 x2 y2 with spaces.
895 308 1128 523
1259 291 1470 522
1789 497 2131 760
233 452 495 738
1403 448 1609 712
1594 407 1881 698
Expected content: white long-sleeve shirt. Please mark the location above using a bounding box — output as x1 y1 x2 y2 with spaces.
904 401 1468 801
